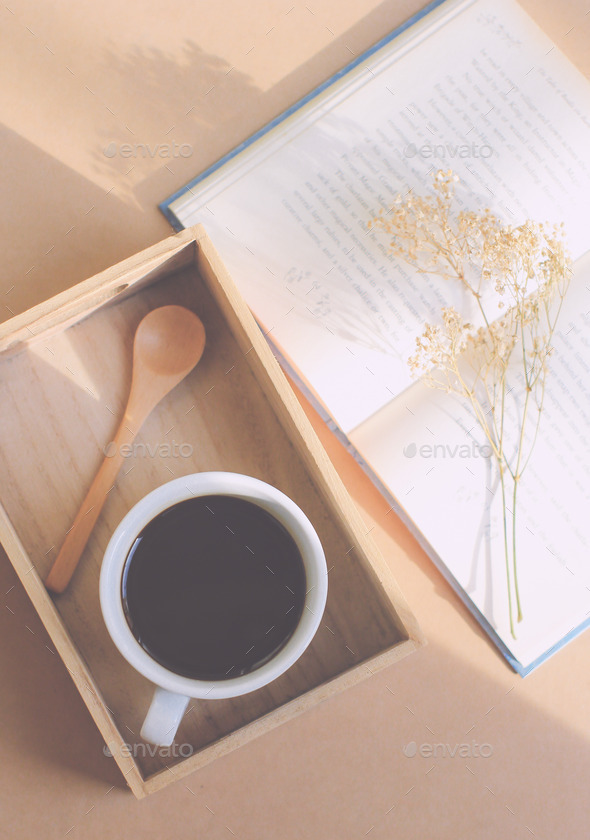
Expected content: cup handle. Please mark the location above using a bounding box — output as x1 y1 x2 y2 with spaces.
140 687 190 747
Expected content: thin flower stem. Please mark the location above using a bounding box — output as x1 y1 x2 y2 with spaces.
512 474 523 624
497 374 517 634
521 397 545 474
510 383 533 624
454 365 502 461
499 465 515 638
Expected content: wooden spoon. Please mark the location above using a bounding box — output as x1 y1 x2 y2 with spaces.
45 305 206 594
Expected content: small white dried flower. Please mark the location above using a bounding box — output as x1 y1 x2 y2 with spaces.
370 170 571 639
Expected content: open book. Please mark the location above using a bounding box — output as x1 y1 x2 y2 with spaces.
162 0 590 674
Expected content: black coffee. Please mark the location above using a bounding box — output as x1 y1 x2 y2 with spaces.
121 495 306 681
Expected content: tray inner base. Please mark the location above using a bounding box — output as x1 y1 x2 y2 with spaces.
0 265 405 779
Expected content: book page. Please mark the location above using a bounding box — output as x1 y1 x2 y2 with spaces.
170 0 590 433
349 250 590 669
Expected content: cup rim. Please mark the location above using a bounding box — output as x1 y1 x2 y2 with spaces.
99 472 328 700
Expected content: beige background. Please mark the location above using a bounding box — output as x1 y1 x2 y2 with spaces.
1 0 589 836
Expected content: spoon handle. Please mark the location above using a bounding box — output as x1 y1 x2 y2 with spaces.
45 414 140 594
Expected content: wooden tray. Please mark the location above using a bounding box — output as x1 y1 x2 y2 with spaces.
0 227 423 797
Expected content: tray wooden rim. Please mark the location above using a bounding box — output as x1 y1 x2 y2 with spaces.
0 227 424 797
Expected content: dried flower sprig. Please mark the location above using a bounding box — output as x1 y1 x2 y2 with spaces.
370 171 571 637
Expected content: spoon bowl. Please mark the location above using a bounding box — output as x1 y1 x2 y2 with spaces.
134 305 206 377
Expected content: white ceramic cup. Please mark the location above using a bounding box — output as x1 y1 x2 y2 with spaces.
100 472 327 747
